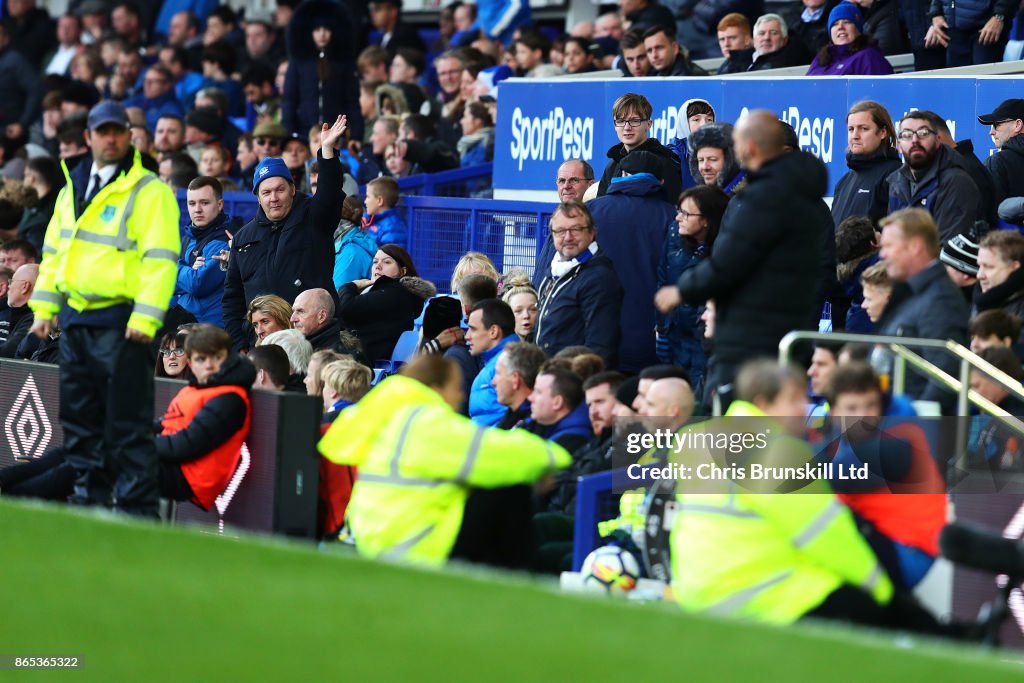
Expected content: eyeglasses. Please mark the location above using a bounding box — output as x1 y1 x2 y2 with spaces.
613 118 647 129
254 137 282 146
437 69 463 78
556 176 588 186
160 348 186 357
551 226 590 237
677 210 703 220
897 128 936 141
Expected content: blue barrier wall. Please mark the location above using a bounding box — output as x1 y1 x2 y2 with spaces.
494 75 1023 196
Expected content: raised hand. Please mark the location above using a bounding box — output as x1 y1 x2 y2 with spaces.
320 115 348 158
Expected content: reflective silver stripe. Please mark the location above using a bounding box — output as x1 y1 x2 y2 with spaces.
455 426 485 484
143 248 179 262
677 502 761 519
793 501 844 549
118 175 155 250
59 229 73 239
382 524 436 559
74 229 121 247
862 562 884 592
80 293 129 303
31 291 66 306
544 443 555 470
706 571 793 615
132 302 166 319
42 245 57 256
390 407 424 477
357 472 441 488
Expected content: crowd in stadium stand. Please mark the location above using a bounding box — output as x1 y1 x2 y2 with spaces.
3 0 1024 636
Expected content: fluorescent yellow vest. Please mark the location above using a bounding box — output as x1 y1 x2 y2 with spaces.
29 149 181 337
319 375 572 566
670 401 894 624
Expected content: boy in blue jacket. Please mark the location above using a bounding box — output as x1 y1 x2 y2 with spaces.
362 176 408 249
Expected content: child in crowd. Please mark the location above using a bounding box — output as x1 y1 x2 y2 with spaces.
198 145 238 191
859 261 892 324
969 309 1021 355
362 176 408 249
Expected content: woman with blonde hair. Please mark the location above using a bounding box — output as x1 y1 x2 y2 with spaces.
247 294 293 346
450 251 499 293
501 270 539 342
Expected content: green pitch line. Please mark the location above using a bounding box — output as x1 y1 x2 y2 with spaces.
0 500 1020 682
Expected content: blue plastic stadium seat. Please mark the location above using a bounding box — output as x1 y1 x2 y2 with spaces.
391 330 420 365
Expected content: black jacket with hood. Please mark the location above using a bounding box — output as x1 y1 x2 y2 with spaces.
597 137 682 205
887 143 980 245
985 134 1024 207
675 151 827 368
338 275 436 362
282 0 364 140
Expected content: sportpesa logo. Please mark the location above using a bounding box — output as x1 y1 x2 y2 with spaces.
508 107 595 171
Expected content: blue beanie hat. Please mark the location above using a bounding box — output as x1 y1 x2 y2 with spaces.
828 3 864 34
252 157 293 195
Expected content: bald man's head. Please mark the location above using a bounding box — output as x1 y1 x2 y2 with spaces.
642 377 695 418
734 110 785 172
8 263 38 308
290 288 334 336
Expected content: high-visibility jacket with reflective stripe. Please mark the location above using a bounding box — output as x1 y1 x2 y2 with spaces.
29 150 181 338
670 401 893 624
319 375 572 566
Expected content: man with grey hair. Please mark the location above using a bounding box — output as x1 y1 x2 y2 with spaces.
0 263 37 358
290 288 342 351
555 159 595 203
492 341 548 429
747 13 806 70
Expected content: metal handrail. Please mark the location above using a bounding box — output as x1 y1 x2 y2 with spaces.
778 331 1024 460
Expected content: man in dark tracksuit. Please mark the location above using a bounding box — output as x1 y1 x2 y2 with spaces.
222 115 349 351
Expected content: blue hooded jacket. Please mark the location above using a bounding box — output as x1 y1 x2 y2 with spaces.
333 224 377 291
174 213 239 325
541 401 593 450
469 334 519 427
362 208 409 250
587 173 675 372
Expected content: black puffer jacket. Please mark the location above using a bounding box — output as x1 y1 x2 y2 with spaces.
887 144 980 245
597 137 682 205
831 146 901 227
282 0 363 140
985 134 1024 206
861 0 910 54
222 152 345 351
675 152 826 367
338 275 436 362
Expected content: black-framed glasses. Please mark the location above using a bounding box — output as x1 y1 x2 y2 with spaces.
254 137 282 146
613 118 646 128
556 176 589 186
160 348 186 358
551 226 590 237
677 210 703 220
897 128 936 141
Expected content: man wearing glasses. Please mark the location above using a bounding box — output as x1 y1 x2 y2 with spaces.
554 159 594 203
240 120 286 191
534 200 622 365
978 99 1024 205
886 110 979 244
596 93 681 202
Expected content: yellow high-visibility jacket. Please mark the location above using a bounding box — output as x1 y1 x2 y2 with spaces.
670 401 893 624
319 375 572 566
29 150 181 337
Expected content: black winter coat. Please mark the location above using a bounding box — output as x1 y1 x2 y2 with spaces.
876 261 969 410
693 0 764 35
597 138 682 205
338 275 436 363
718 47 754 73
955 139 997 225
535 248 624 366
985 134 1024 207
16 191 57 254
306 318 344 351
625 3 677 33
222 152 345 351
746 41 810 70
861 0 910 54
675 152 826 367
282 0 363 140
832 147 901 227
785 0 839 57
887 144 980 245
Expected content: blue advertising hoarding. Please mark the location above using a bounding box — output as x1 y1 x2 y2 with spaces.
495 75 1023 196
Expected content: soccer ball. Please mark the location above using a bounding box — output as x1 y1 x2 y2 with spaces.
580 545 640 595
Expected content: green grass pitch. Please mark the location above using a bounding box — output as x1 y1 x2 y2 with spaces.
1 499 1021 682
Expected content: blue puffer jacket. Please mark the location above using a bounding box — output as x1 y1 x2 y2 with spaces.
361 208 409 250
929 0 1008 30
469 334 519 427
657 227 709 392
333 224 377 291
174 213 240 326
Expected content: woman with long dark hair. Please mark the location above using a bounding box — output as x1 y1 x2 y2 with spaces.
654 185 731 394
281 0 364 140
807 3 894 75
338 244 437 362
